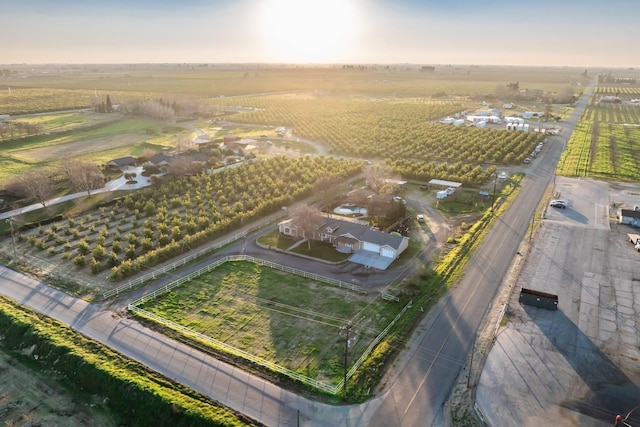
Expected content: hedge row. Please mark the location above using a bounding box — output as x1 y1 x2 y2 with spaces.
0 295 256 427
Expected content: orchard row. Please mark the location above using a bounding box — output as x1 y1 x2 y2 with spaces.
20 156 362 279
215 95 543 171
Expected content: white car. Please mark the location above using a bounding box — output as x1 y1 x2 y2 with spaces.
417 214 425 223
549 199 568 209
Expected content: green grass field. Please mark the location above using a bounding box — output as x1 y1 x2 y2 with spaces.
0 117 187 184
138 260 405 386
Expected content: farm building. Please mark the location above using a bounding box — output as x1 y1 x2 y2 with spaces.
618 208 640 227
278 214 409 270
427 179 462 191
466 115 502 124
504 116 524 124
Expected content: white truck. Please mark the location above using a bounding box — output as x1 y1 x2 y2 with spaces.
628 233 640 251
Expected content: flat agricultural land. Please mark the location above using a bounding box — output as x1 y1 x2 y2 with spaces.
137 260 406 387
557 81 640 181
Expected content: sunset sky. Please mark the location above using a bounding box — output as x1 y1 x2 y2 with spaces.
1 0 637 67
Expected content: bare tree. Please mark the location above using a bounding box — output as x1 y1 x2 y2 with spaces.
291 205 322 250
61 159 105 196
315 175 342 211
5 169 54 207
365 164 401 195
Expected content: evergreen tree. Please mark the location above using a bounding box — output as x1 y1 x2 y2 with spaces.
106 94 113 113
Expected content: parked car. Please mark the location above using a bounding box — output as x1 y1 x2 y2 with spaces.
549 199 568 209
417 214 425 222
524 157 531 164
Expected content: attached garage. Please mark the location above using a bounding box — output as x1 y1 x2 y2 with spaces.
363 241 380 253
381 247 395 258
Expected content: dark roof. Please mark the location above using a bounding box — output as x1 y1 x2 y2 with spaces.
171 153 209 164
315 215 405 249
148 153 172 165
620 209 640 219
107 156 137 166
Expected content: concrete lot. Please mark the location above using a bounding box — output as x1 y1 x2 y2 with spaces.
476 177 640 426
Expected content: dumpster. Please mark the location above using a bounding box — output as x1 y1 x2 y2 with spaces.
519 288 558 310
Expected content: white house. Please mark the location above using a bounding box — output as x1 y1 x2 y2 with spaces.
278 214 409 269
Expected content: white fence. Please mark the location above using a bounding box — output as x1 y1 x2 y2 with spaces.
127 256 409 394
103 231 249 299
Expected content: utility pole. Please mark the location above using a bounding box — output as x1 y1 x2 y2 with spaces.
6 218 16 261
490 171 498 212
343 324 352 397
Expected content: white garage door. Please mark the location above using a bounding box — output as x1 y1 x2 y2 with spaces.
363 242 380 252
381 247 395 258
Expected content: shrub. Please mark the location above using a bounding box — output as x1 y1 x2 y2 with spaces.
107 251 119 267
73 255 86 267
141 237 153 251
90 257 101 274
92 244 106 260
35 239 46 250
127 232 139 245
77 239 90 255
62 252 72 261
125 245 137 260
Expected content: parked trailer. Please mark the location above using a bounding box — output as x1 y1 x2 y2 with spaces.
628 233 640 251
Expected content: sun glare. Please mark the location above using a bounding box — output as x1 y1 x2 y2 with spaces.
259 0 360 63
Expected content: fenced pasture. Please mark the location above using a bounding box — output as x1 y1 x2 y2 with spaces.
130 257 408 392
558 84 640 181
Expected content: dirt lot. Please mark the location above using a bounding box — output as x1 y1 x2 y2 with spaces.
0 347 116 426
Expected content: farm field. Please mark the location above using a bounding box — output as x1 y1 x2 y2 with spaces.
558 82 640 181
9 156 361 294
0 64 586 188
213 93 545 180
1 64 586 108
134 259 407 390
0 117 186 184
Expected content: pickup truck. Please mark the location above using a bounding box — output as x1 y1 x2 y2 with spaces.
628 233 640 251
